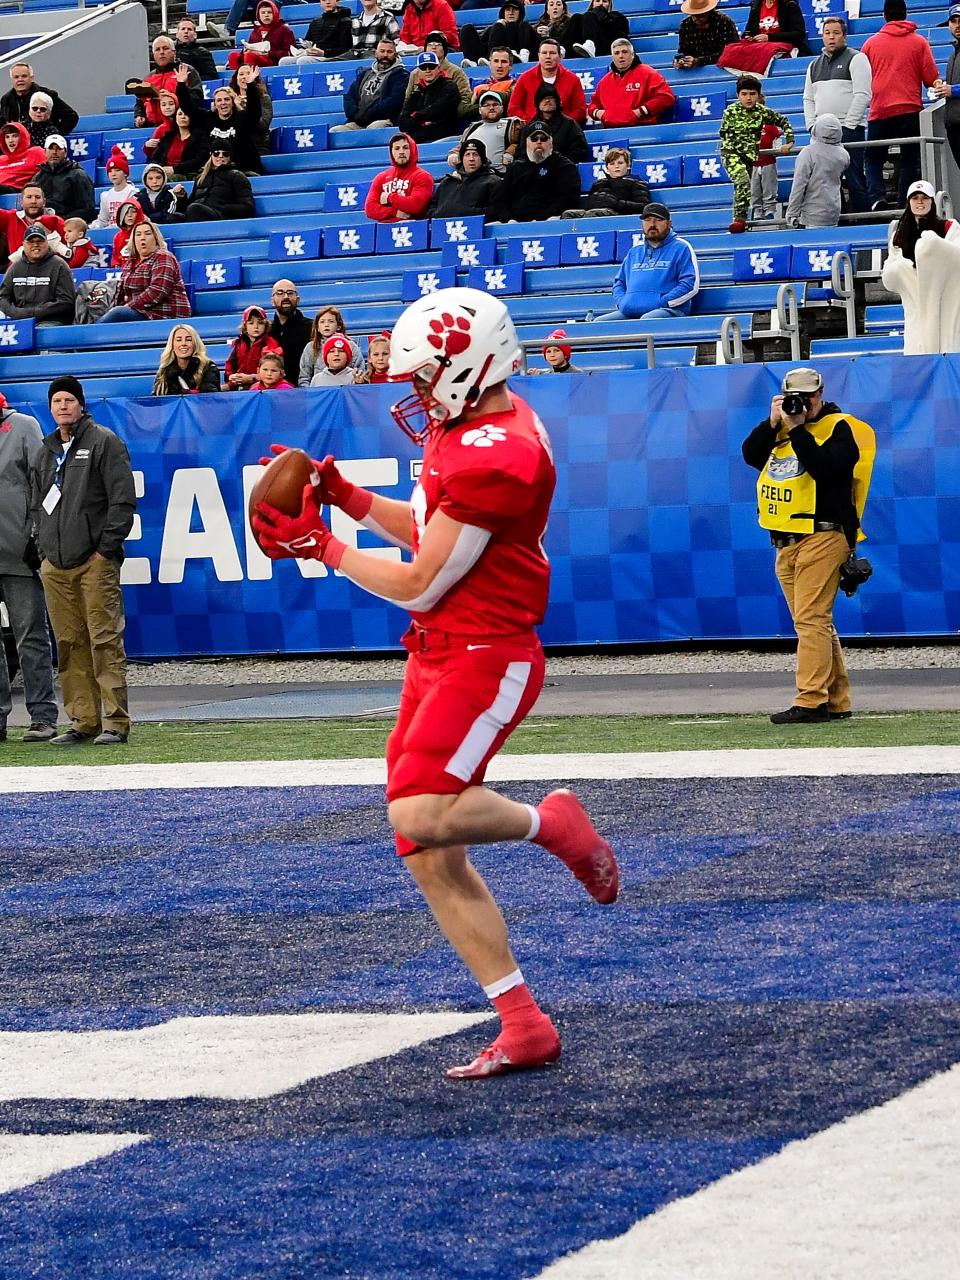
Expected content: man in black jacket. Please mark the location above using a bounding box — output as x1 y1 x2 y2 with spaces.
174 17 219 80
269 279 312 383
492 124 581 220
398 52 461 143
34 136 96 223
33 376 136 746
0 64 79 135
430 138 503 215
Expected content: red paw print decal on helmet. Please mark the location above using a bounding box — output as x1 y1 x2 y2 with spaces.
427 312 471 357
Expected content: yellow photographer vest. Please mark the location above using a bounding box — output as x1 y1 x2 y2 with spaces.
757 411 876 540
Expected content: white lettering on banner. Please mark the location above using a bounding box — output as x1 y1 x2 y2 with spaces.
120 471 151 586
158 468 244 583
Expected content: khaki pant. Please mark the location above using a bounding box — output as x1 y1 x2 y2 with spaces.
774 530 852 713
40 556 130 736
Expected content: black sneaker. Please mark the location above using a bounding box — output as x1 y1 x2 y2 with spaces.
770 705 830 725
829 710 853 721
50 728 95 746
0 727 6 742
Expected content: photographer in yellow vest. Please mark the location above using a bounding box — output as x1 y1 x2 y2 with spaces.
742 367 875 725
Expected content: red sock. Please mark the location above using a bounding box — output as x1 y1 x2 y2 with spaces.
492 983 547 1037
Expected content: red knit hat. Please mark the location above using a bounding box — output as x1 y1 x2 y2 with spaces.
107 146 130 175
542 328 571 362
322 334 350 364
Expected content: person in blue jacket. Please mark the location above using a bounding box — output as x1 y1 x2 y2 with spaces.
596 201 700 320
330 37 408 131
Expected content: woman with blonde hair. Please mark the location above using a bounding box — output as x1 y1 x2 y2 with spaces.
153 323 222 395
298 305 364 384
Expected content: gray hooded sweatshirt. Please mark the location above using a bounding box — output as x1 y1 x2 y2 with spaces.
785 113 850 229
0 401 43 576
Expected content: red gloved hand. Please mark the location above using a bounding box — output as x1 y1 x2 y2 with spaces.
252 482 347 568
258 444 372 520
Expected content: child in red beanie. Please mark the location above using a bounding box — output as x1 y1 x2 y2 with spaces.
540 328 581 373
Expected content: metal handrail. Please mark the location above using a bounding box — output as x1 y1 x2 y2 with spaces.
830 250 857 340
775 283 801 361
718 315 743 365
519 332 656 370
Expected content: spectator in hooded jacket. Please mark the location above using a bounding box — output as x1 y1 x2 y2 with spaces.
280 0 354 63
35 136 96 223
596 202 700 319
518 82 588 161
508 38 587 121
0 224 75 323
226 304 285 389
110 199 146 266
588 38 676 126
171 141 256 221
350 0 401 59
932 6 960 171
461 1 537 69
430 138 504 215
153 323 222 394
563 145 651 216
136 164 181 224
97 221 191 323
399 52 462 142
333 38 408 131
570 0 629 59
365 132 435 221
0 64 79 136
785 112 849 228
174 18 219 81
674 0 740 70
862 0 939 208
0 123 46 194
491 124 581 220
398 0 460 52
228 1 297 69
802 18 871 214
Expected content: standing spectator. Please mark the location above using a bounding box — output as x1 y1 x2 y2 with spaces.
518 83 588 161
717 0 812 76
0 64 79 136
171 142 256 220
225 304 284 389
97 222 191 323
364 133 435 221
0 392 58 744
508 38 587 122
751 89 784 219
539 328 581 372
932 6 960 170
674 0 740 71
596 202 700 319
227 1 297 69
881 179 960 353
491 124 581 219
186 72 265 174
430 137 503 214
251 352 294 390
270 279 312 383
397 0 460 53
587 37 675 127
786 113 849 227
26 93 61 149
803 17 872 214
280 0 354 64
461 2 536 69
33 376 136 746
153 324 222 394
350 0 401 59
449 91 521 172
0 184 64 257
0 225 75 323
35 136 96 223
563 145 650 216
230 64 274 157
0 123 46 194
130 37 202 129
174 17 219 80
399 52 462 143
90 149 139 228
470 48 516 112
862 0 939 209
332 38 408 131
571 0 629 60
364 333 392 382
720 74 794 233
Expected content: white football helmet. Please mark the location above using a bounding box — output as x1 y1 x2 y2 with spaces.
388 287 522 442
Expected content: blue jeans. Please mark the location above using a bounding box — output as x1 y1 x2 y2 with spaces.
595 306 685 320
97 305 148 323
841 124 869 214
0 572 57 729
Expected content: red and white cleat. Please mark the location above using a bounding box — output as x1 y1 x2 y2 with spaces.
446 1022 561 1080
536 789 620 904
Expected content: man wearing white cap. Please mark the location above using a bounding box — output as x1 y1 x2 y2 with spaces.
34 135 96 223
931 4 960 168
673 0 740 70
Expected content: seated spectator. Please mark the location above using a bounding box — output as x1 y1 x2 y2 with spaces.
674 0 740 70
365 333 392 382
280 0 353 64
97 221 191 323
532 1 583 59
143 84 183 162
0 123 46 194
171 142 256 221
151 104 210 178
588 39 675 127
509 39 587 122
364 132 434 221
35 136 96 223
720 75 793 233
309 335 364 388
717 0 812 76
0 64 78 136
881 180 960 354
0 183 64 257
130 37 202 129
27 94 61 149
270 279 312 382
350 0 401 58
229 63 274 156
60 217 96 268
110 199 145 266
415 32 474 116
137 164 181 224
186 71 264 174
491 124 580 220
563 145 650 216
0 224 75 323
153 323 222 394
540 327 581 372
449 91 521 172
430 138 503 214
785 112 848 228
226 304 284 389
91 150 138 228
299 307 364 384
571 0 629 60
470 47 516 112
518 83 588 162
399 52 462 143
227 2 296 69
332 38 407 132
596 201 700 319
461 2 537 70
252 351 294 390
173 17 219 81
397 0 460 52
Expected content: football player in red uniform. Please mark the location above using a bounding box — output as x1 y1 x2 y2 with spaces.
252 287 619 1080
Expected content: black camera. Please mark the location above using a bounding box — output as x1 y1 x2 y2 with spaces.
839 553 873 597
781 392 810 418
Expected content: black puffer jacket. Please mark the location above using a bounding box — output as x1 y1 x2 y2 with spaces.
585 172 651 213
177 164 255 218
430 165 503 216
35 159 97 222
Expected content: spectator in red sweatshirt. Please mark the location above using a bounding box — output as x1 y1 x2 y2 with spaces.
508 39 587 123
587 38 676 126
0 122 46 194
227 0 297 69
862 0 939 208
398 0 460 52
364 132 435 222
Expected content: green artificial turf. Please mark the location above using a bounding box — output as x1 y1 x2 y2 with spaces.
1 712 959 767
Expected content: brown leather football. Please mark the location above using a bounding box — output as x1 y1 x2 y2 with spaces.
248 448 316 546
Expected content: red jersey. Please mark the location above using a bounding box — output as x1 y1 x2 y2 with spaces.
409 393 555 635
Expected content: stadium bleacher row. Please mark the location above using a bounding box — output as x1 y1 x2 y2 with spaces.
0 0 955 401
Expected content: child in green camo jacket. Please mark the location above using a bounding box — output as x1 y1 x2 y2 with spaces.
719 74 794 233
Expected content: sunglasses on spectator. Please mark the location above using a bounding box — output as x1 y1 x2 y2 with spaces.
32 105 50 112
211 149 231 156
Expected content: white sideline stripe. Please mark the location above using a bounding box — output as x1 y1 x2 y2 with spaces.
536 1063 960 1280
0 1012 491 1102
0 1134 146 1195
445 661 533 782
1 746 959 793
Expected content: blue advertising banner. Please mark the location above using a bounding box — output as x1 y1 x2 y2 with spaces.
78 355 958 658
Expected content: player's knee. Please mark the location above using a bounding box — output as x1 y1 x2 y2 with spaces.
388 795 455 848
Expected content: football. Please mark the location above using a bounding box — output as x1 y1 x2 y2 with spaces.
248 448 316 543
